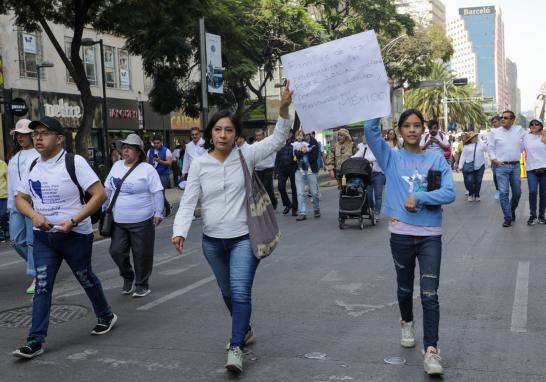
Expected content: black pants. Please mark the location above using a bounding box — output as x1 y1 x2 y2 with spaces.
109 218 155 288
256 167 277 209
277 167 297 211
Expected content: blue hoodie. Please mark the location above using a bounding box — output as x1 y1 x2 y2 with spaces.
364 118 455 227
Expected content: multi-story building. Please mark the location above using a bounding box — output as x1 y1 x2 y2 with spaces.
0 14 198 159
505 58 520 114
394 0 446 28
446 6 509 112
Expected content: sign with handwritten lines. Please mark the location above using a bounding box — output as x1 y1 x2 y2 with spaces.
281 30 390 132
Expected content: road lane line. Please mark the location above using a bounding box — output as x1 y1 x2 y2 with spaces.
0 259 24 269
510 261 529 333
137 275 215 311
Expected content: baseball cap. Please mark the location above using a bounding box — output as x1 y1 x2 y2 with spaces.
11 119 33 135
28 116 66 134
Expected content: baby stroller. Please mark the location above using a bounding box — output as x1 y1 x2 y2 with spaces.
338 157 376 230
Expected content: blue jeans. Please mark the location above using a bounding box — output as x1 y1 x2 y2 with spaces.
527 170 546 218
30 231 112 343
496 164 522 220
462 165 485 197
0 199 7 240
9 209 35 276
390 234 442 350
202 234 259 349
367 172 385 213
491 162 498 191
295 171 319 215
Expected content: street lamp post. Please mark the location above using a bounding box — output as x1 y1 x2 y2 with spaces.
36 61 54 118
82 38 110 169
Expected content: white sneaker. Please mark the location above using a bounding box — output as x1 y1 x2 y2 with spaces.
226 346 243 373
400 320 416 348
465 190 469 196
226 327 255 350
474 196 480 202
423 347 443 375
467 196 474 202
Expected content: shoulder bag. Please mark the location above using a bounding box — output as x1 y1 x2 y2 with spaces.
237 150 280 259
99 162 140 237
462 143 478 173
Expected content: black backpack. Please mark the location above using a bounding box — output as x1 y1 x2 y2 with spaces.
29 152 102 224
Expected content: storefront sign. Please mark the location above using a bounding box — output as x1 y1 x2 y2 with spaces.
206 33 223 94
171 113 200 130
44 98 82 119
11 98 28 116
109 108 138 119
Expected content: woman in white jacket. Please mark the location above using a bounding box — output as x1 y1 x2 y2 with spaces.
172 83 293 374
457 132 488 202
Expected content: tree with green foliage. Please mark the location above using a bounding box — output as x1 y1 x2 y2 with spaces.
0 0 126 156
405 62 489 129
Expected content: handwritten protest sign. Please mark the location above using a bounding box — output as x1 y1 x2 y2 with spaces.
281 30 390 132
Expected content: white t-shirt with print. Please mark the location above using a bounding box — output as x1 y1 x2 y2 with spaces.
18 150 100 235
104 161 164 224
7 148 39 210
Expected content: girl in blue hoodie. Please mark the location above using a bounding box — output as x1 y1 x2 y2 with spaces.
364 109 455 376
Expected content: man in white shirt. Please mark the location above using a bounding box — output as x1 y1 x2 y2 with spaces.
488 110 526 227
13 116 116 359
254 129 278 210
181 127 206 179
420 120 451 159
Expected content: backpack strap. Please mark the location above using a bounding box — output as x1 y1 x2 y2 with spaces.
65 153 86 205
29 157 39 173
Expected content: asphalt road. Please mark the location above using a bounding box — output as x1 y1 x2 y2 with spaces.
1 172 545 381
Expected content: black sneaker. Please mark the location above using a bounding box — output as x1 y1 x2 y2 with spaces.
132 286 151 298
511 209 516 222
538 217 546 224
527 217 537 226
282 206 291 215
13 338 43 359
91 313 118 335
121 279 134 295
314 209 321 218
503 219 512 227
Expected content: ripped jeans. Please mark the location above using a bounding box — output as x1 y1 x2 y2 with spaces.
390 233 441 350
30 231 112 343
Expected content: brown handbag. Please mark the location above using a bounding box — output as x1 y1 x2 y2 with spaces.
237 150 280 259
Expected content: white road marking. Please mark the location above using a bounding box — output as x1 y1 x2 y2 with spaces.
159 264 199 276
0 259 24 269
511 261 529 333
321 271 343 282
137 275 215 311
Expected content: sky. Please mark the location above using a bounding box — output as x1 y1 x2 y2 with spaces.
444 0 543 113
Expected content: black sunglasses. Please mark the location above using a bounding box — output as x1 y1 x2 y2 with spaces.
530 122 542 127
501 116 514 120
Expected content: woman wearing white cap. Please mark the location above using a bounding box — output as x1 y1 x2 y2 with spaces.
7 119 39 294
457 132 488 202
104 134 164 297
523 119 546 225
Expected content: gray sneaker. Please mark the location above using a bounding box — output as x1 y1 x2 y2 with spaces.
121 279 134 295
226 346 243 373
423 348 443 375
400 320 416 348
132 286 151 298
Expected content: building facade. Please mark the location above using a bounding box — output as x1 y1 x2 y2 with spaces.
446 6 509 112
395 0 446 28
505 58 520 115
0 14 198 161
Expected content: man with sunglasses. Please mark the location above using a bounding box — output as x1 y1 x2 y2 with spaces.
488 110 526 227
12 117 116 359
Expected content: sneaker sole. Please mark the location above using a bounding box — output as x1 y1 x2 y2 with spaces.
91 314 118 335
13 348 44 359
424 365 443 375
400 339 416 348
225 363 243 373
132 290 151 298
121 287 135 295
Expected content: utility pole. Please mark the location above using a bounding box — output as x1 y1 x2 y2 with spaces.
199 17 208 132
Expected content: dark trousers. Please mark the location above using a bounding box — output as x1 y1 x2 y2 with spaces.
172 162 180 187
390 233 442 350
462 165 485 197
256 167 277 209
527 170 546 218
109 218 155 288
31 231 112 343
277 167 297 211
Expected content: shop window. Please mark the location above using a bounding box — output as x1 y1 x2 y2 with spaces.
64 37 97 86
104 45 117 88
118 49 130 90
18 31 43 78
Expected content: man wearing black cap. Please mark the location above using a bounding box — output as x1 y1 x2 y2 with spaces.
12 116 117 359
